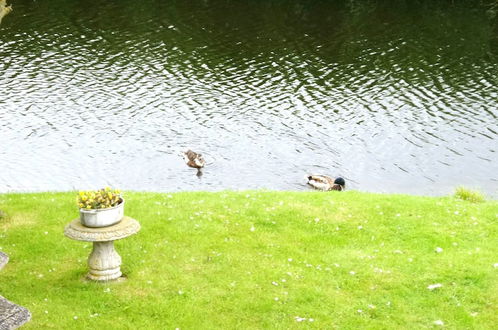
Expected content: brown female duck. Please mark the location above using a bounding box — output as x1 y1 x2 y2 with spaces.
0 0 13 25
183 150 206 170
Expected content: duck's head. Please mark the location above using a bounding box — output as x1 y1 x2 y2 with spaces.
334 177 346 187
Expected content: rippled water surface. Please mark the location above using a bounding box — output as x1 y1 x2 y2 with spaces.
1 0 497 195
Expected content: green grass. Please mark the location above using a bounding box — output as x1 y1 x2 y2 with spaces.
454 186 486 203
0 191 497 329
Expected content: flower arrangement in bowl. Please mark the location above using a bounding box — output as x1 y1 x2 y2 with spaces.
77 187 124 228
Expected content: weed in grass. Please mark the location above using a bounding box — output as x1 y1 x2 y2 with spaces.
454 186 485 203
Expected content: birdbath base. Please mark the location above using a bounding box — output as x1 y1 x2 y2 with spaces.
87 241 122 281
64 217 140 282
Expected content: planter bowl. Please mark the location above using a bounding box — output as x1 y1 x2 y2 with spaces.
80 199 124 228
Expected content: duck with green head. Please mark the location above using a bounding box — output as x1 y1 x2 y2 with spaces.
307 175 345 191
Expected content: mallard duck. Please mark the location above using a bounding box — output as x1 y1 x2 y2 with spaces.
307 175 345 191
182 150 206 170
0 0 12 25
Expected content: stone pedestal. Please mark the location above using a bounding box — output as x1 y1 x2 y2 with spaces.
0 252 8 271
64 216 140 282
0 252 31 329
0 296 31 330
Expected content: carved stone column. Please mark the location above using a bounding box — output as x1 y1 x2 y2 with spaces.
87 241 123 281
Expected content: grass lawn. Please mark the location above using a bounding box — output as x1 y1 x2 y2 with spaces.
0 191 497 329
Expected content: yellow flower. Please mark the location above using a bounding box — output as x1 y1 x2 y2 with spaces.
76 187 121 209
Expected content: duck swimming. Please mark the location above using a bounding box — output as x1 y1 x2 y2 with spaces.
182 150 206 170
307 175 345 191
0 0 13 25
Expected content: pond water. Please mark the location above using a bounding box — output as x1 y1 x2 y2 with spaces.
1 0 497 196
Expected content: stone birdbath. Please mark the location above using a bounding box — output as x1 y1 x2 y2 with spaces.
64 216 140 281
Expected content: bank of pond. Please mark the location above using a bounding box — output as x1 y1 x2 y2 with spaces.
0 190 496 328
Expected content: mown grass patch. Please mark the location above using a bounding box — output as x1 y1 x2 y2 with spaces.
0 191 497 329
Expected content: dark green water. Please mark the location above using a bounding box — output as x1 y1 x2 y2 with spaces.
1 0 497 195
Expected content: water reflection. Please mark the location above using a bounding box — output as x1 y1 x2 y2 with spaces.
0 0 497 196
